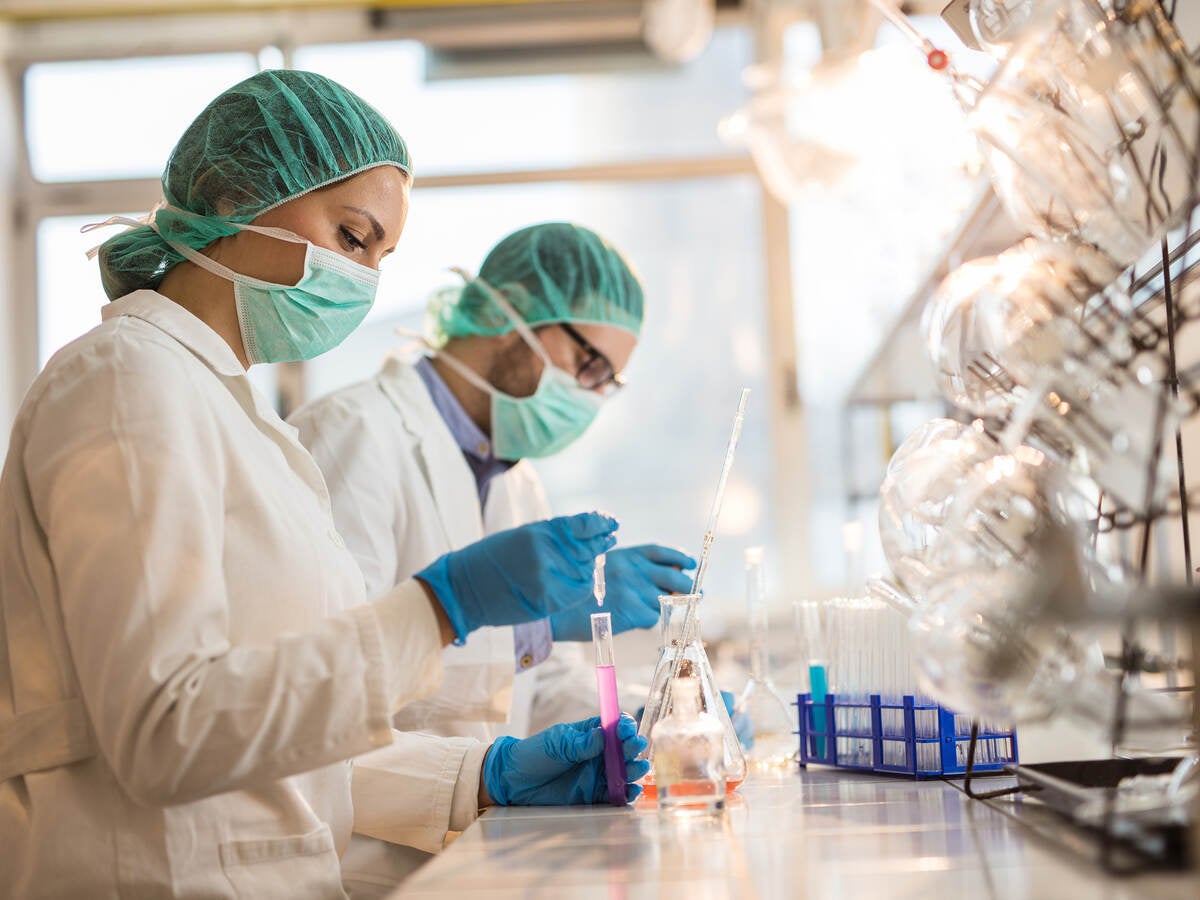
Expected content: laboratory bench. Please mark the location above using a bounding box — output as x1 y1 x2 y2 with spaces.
389 766 1197 899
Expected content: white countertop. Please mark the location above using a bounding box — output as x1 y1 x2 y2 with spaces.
391 767 1198 899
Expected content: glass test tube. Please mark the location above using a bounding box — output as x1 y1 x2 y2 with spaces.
795 599 829 757
591 612 627 806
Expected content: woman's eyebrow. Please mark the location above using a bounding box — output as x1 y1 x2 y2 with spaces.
340 205 384 240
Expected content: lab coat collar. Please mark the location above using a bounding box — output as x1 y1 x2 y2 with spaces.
103 291 246 377
377 355 486 549
412 357 515 507
413 357 493 461
104 290 328 503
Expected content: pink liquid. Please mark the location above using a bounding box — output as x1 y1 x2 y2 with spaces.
595 665 626 805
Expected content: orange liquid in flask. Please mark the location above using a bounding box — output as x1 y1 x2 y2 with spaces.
638 773 743 799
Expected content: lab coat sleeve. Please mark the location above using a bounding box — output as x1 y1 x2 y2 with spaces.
291 394 403 600
512 619 553 671
350 733 488 852
24 345 443 807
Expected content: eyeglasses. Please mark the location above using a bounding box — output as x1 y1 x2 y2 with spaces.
557 322 626 393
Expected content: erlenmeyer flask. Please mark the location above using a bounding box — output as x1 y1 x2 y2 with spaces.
638 594 747 796
734 548 795 770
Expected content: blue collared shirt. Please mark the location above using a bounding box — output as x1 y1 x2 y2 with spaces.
415 357 552 672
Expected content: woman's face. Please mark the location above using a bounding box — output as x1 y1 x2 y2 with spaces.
217 165 410 284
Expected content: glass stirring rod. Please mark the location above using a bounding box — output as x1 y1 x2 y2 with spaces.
670 388 751 689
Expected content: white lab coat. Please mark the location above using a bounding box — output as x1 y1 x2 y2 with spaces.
290 356 606 744
0 292 486 900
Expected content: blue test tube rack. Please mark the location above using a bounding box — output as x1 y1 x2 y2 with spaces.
794 693 1019 780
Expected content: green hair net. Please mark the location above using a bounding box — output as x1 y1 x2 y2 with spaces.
97 69 410 301
427 222 644 346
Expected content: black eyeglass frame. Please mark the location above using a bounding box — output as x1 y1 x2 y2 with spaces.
552 322 627 393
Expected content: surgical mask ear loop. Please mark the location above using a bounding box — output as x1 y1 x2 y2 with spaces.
81 199 167 259
392 325 436 352
393 320 503 399
406 270 582 400
83 203 320 283
422 340 504 399
450 268 556 370
390 325 470 378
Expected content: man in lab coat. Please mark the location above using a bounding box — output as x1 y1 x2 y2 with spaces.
291 222 691 891
292 222 693 743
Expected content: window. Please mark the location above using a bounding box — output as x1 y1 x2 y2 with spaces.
25 53 257 183
294 28 751 176
37 215 123 364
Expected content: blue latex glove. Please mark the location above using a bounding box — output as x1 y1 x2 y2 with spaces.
722 690 755 749
417 512 618 644
483 713 650 806
549 544 696 641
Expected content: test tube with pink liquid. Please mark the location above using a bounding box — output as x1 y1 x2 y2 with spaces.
591 611 626 806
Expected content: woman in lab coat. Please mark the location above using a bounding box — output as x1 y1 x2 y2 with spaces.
0 70 645 900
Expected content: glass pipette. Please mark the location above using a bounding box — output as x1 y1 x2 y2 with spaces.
591 611 627 805
669 388 751 689
593 553 607 607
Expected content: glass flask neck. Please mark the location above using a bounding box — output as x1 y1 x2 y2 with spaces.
671 676 701 720
661 594 703 647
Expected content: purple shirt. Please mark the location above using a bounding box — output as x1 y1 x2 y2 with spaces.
415 358 552 672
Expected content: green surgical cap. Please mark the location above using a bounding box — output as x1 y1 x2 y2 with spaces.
427 222 644 346
97 69 410 301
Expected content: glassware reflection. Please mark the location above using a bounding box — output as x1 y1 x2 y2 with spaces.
922 235 1175 515
969 0 1044 56
911 562 1190 743
878 418 1000 598
922 238 1121 419
966 0 1200 265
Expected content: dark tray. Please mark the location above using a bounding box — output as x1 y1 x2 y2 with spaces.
1010 758 1192 868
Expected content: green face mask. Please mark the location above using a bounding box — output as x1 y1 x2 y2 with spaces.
147 216 379 365
432 277 603 461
